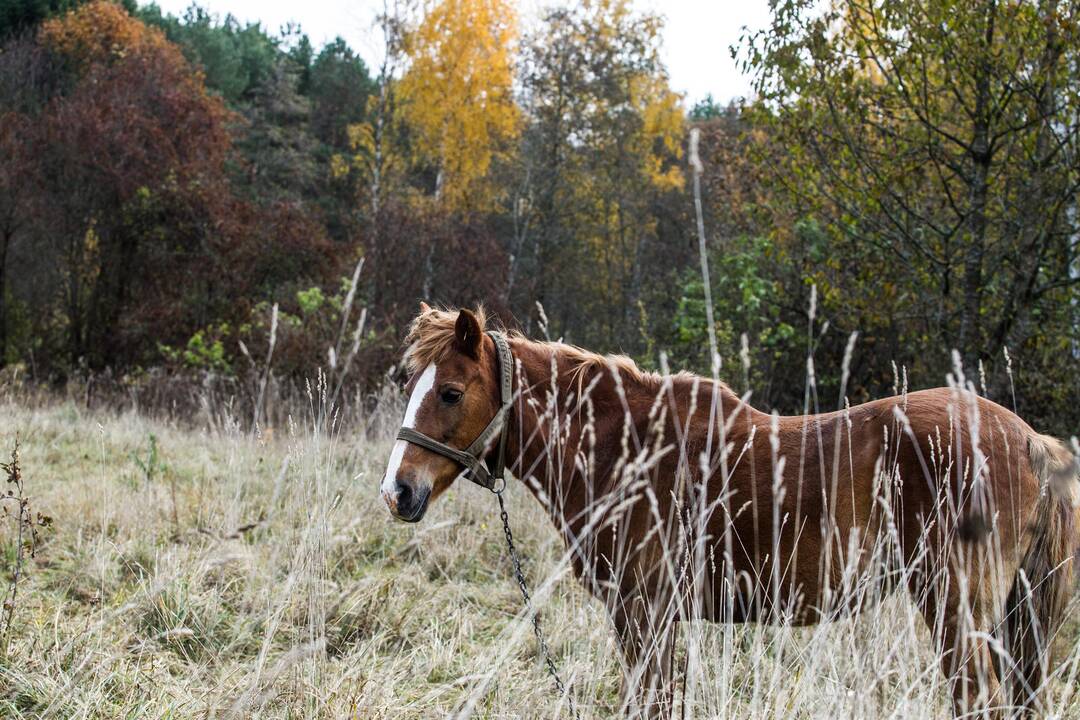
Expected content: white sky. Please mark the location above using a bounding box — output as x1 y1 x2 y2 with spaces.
151 0 773 105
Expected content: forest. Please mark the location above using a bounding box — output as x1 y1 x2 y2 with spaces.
1 0 1078 432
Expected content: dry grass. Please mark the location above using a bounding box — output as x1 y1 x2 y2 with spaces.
0 394 1078 718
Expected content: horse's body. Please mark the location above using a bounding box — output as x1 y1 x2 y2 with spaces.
381 306 1079 719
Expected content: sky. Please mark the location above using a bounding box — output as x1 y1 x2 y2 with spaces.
151 0 773 105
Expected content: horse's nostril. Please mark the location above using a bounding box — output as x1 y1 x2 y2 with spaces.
388 479 429 523
395 482 413 508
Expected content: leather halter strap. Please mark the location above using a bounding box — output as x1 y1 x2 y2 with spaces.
395 330 513 491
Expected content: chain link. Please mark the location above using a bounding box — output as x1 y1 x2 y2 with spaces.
496 489 582 720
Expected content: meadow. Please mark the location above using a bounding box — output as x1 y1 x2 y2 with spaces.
2 386 1078 719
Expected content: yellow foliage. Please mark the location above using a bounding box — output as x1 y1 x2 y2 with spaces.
836 1 890 86
341 104 408 200
345 115 392 177
636 74 685 191
40 0 171 65
399 0 520 210
347 118 375 158
329 153 351 180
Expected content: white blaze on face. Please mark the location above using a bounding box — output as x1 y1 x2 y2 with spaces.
382 363 437 495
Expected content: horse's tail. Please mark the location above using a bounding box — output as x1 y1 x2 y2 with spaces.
1003 432 1080 712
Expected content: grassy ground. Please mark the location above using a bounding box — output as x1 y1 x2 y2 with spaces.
0 398 1078 718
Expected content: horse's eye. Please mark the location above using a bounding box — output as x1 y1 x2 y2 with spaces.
440 388 463 405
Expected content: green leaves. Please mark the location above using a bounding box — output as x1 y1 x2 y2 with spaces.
738 0 1080 431
295 286 325 316
671 236 795 384
159 326 230 373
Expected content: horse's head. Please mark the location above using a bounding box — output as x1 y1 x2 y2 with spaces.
380 304 503 522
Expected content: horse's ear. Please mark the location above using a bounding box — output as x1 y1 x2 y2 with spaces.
419 301 431 314
454 309 482 360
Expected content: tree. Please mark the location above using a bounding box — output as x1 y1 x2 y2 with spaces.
743 0 1080 429
514 0 685 348
398 0 519 211
138 3 278 104
308 37 375 150
333 0 413 225
232 50 321 203
139 5 363 235
36 1 232 363
21 1 334 368
0 110 35 362
689 94 726 121
0 0 131 39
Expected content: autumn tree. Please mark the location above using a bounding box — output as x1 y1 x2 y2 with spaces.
332 0 413 223
0 0 118 38
514 0 685 348
398 0 519 210
10 1 334 368
334 0 520 303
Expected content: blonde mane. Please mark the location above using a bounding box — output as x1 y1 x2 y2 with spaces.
403 306 658 384
403 306 489 373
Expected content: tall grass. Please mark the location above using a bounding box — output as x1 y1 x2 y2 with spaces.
0 366 1076 718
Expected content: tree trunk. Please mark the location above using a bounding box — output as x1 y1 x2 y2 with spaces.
957 1 998 371
989 0 1063 353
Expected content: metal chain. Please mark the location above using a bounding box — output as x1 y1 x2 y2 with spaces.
496 489 582 720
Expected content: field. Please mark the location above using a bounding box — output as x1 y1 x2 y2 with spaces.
1 394 1079 719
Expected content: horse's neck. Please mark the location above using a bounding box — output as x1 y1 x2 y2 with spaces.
503 341 589 519
503 339 747 529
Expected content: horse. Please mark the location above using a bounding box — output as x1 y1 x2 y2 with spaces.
379 304 1079 719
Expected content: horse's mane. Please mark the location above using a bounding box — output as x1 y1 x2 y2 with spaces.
403 306 668 386
403 306 489 374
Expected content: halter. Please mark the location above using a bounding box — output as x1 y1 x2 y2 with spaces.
395 331 514 492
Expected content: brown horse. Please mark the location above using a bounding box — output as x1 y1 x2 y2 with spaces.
379 305 1079 719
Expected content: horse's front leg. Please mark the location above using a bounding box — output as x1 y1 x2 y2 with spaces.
612 592 677 719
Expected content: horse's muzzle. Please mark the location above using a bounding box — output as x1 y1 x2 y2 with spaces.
383 479 430 523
